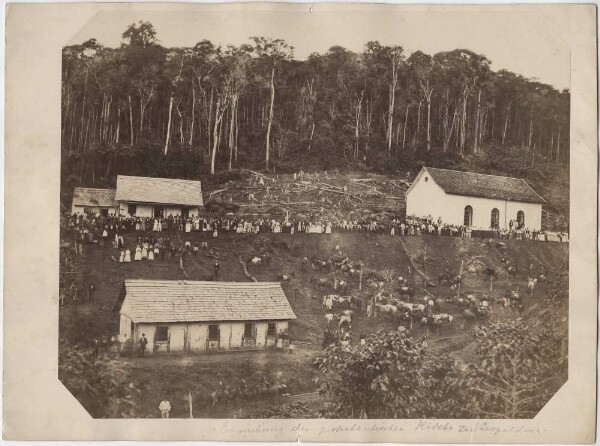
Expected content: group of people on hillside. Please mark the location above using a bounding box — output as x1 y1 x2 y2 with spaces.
65 210 566 247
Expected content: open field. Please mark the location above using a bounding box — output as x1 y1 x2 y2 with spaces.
59 228 568 418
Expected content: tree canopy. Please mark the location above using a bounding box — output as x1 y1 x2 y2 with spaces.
62 22 569 194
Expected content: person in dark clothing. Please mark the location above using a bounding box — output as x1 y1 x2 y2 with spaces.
213 261 220 279
139 333 148 357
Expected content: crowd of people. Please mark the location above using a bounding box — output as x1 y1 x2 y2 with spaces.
64 211 568 245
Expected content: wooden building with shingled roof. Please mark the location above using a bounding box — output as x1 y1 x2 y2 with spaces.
115 175 204 218
116 280 296 354
71 187 117 216
405 166 545 230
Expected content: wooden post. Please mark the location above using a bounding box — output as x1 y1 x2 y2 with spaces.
359 270 363 291
189 391 193 419
490 275 493 293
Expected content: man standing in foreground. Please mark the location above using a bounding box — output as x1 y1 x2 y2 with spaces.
139 333 148 357
159 398 171 418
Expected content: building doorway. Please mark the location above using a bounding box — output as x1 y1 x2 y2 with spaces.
517 211 525 229
491 208 499 229
464 205 473 226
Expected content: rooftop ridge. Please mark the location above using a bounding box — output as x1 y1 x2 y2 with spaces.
425 166 530 182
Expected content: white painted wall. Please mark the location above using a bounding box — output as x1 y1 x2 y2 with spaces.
71 204 117 216
123 319 290 354
406 173 542 230
118 203 200 217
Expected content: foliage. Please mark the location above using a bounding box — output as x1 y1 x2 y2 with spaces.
58 341 140 418
62 22 570 227
314 330 426 418
442 318 567 418
250 401 319 418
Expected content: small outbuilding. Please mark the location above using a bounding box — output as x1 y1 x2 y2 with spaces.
117 280 296 354
71 187 117 216
405 167 546 230
115 175 203 218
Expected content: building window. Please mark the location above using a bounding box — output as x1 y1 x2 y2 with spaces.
424 176 429 182
154 206 164 218
491 208 500 229
244 323 255 339
267 323 277 337
517 211 525 229
155 326 169 342
464 205 473 226
208 324 219 340
128 204 137 216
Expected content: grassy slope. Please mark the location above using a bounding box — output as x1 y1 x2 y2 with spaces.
59 229 568 418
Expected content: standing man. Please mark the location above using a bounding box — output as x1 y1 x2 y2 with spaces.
159 397 172 419
139 333 148 357
213 261 220 280
88 282 96 304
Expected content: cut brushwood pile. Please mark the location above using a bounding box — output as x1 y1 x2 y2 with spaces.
204 171 410 221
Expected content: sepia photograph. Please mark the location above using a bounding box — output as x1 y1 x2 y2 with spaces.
3 2 597 441
56 8 574 421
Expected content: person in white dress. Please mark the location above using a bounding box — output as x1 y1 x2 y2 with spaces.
148 245 154 261
134 245 142 261
185 220 191 233
119 249 125 263
153 219 159 231
125 249 132 262
141 243 148 260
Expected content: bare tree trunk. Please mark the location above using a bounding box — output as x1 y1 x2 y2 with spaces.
211 98 226 176
189 86 196 146
473 88 481 153
208 87 214 155
114 107 121 144
228 96 237 171
502 102 512 145
265 66 275 170
164 95 174 156
402 104 409 151
556 127 561 162
415 99 423 147
354 90 364 160
387 66 397 152
308 122 315 152
426 96 432 151
128 95 134 146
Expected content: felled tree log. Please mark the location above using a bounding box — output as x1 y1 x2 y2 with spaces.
238 256 258 282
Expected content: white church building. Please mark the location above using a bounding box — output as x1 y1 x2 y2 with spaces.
405 167 546 230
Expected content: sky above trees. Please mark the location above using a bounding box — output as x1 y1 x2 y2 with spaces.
69 8 570 90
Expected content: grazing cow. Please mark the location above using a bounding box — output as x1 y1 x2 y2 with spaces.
250 256 262 265
399 286 415 299
375 303 398 317
324 313 335 324
434 298 445 312
336 295 352 307
538 274 547 282
339 313 352 329
277 272 294 281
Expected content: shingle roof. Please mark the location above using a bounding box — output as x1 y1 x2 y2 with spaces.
115 175 203 207
120 280 296 323
424 167 546 203
72 187 116 208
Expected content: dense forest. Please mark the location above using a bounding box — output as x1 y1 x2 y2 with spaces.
62 21 570 193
